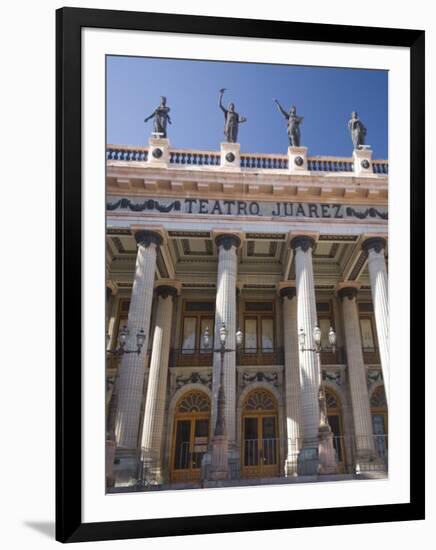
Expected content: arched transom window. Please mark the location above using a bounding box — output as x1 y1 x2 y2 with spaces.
243 389 276 411
177 391 210 413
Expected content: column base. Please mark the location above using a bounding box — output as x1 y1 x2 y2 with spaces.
138 448 164 486
297 446 319 476
202 442 240 481
113 448 140 488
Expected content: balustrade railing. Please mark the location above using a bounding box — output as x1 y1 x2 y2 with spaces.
240 153 288 169
362 347 381 364
307 157 354 172
237 347 284 366
169 150 221 166
106 145 388 174
169 347 284 367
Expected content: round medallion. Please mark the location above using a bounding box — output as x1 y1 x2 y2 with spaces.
152 147 163 159
361 159 370 169
225 152 235 163
294 156 304 167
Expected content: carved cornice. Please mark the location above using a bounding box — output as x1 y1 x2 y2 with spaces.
290 235 316 252
155 285 178 299
279 287 296 300
338 287 358 301
215 233 241 250
362 237 387 254
134 230 163 248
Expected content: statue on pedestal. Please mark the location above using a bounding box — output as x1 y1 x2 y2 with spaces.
144 96 172 138
348 111 367 150
219 89 247 143
274 100 304 147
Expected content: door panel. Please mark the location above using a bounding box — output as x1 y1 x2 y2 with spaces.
174 420 191 470
242 414 279 478
171 416 209 481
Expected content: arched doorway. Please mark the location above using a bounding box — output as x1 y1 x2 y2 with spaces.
325 388 346 472
170 390 211 482
370 385 388 462
241 389 279 478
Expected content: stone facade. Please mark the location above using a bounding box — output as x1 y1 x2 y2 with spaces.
106 142 389 489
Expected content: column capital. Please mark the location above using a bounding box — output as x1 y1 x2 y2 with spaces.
279 286 297 300
155 284 179 299
215 233 241 251
362 236 387 254
338 286 359 301
134 230 163 248
290 235 316 252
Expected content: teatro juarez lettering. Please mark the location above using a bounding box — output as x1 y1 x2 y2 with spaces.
107 197 388 220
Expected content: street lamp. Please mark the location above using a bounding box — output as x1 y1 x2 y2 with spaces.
106 325 146 356
299 324 336 354
202 322 243 480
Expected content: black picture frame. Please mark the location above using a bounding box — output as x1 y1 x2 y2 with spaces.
56 7 425 543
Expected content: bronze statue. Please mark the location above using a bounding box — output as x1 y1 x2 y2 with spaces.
274 100 304 147
219 89 247 143
144 96 172 138
348 111 367 150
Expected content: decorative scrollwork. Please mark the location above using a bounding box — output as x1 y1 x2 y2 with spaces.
370 385 387 408
322 369 342 386
176 373 212 391
107 198 181 213
346 207 388 220
242 371 279 387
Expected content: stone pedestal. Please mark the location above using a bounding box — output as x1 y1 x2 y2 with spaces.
140 284 178 485
288 146 309 173
220 142 241 170
290 235 320 475
147 137 170 166
209 434 230 481
362 237 389 403
353 147 373 176
318 425 338 474
279 284 303 476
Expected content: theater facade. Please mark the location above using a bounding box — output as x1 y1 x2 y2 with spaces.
105 138 389 490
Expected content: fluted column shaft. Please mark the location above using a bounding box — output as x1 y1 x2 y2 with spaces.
115 231 163 449
140 286 177 481
339 287 375 458
291 236 320 452
211 234 240 446
363 238 389 401
281 287 303 475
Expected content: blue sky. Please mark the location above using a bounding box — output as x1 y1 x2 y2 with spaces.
107 56 388 158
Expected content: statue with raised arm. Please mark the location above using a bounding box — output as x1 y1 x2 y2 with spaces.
348 111 367 150
274 99 304 147
144 96 172 138
219 88 247 143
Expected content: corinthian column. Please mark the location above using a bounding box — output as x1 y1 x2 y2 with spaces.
290 235 320 475
140 284 178 484
211 234 240 469
114 230 163 455
280 285 303 476
362 237 389 402
338 286 376 467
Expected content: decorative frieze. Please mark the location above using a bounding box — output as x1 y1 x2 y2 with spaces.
241 371 279 387
176 372 212 390
108 196 388 221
